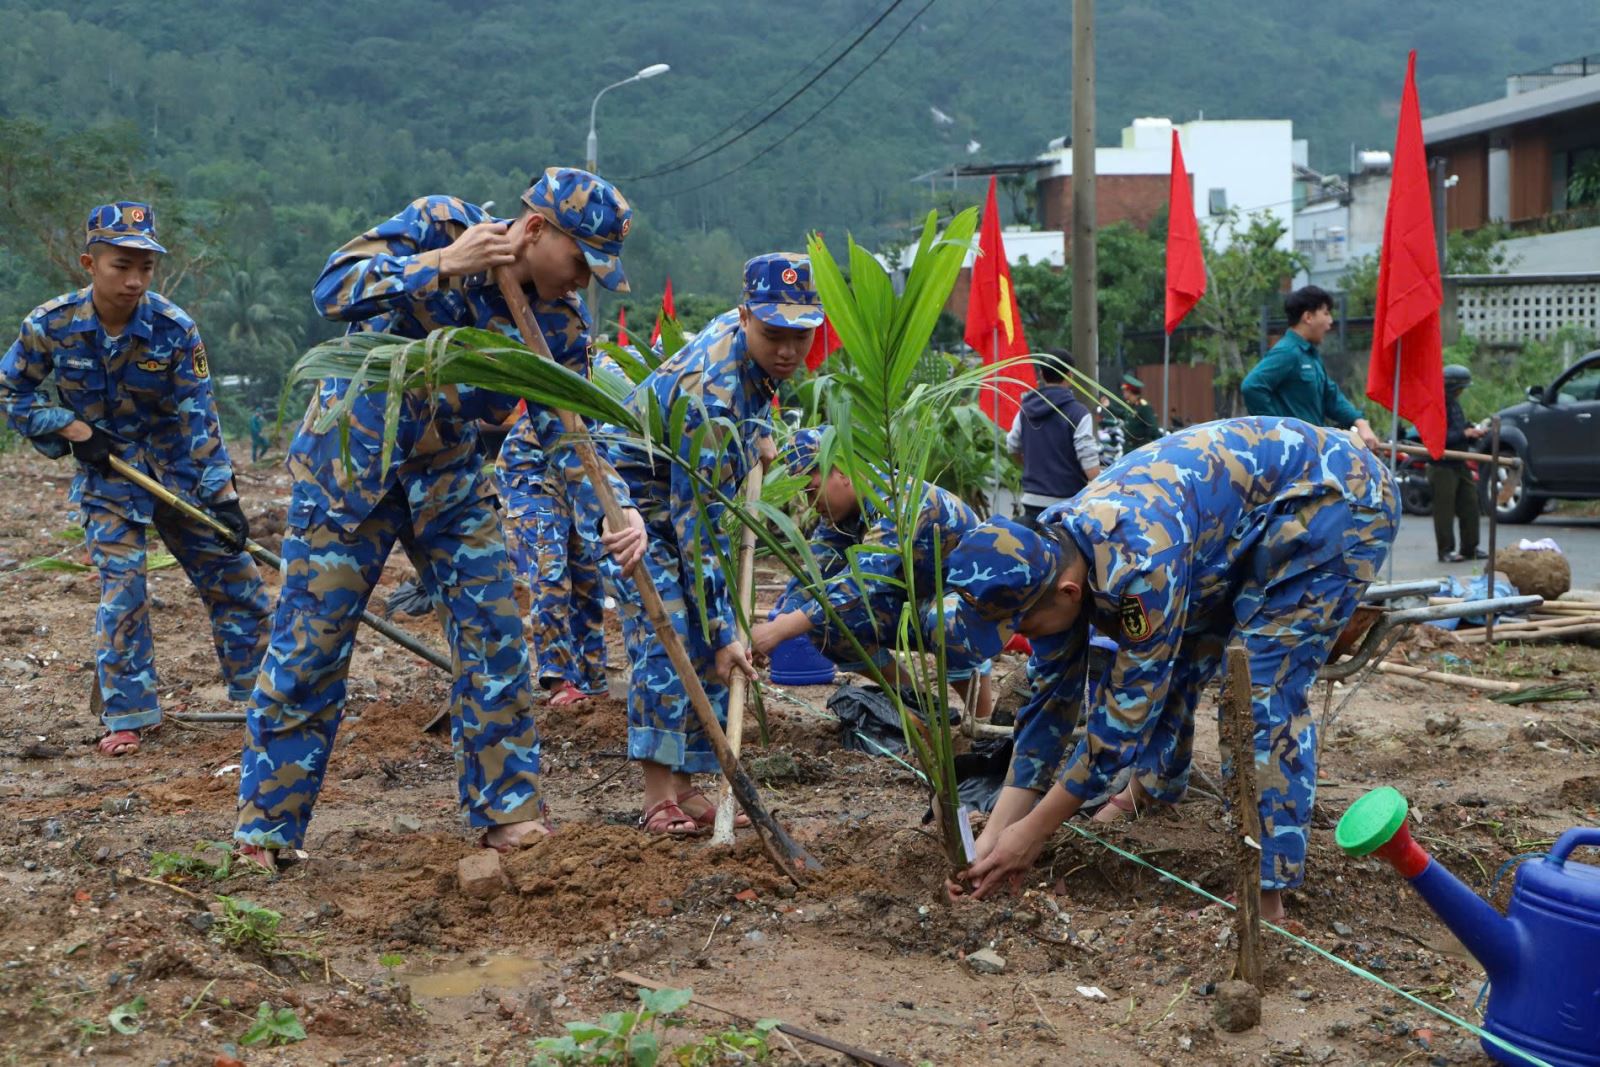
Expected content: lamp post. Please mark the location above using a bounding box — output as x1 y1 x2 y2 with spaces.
586 62 670 322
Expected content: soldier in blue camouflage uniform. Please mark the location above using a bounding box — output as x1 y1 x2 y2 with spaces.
749 426 993 716
0 202 268 757
234 169 646 867
945 418 1397 923
604 254 820 834
496 346 624 705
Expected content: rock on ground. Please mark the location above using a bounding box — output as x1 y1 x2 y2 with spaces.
458 851 507 900
1212 979 1261 1032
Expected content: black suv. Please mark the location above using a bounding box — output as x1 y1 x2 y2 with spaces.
1483 351 1600 523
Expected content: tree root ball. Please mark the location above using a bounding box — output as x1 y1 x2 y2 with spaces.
1493 548 1571 602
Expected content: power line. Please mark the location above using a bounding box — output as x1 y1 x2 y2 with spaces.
651 0 939 200
621 0 910 182
643 6 891 176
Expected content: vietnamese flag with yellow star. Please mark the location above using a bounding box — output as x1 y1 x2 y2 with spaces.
964 176 1035 428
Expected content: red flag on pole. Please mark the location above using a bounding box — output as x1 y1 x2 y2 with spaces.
805 316 841 371
1366 50 1446 458
1165 131 1206 334
616 306 629 347
963 176 1035 429
650 276 674 347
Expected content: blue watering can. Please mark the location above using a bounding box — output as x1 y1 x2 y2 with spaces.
1337 787 1600 1067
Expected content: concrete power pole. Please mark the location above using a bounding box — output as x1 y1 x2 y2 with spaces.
1071 0 1098 383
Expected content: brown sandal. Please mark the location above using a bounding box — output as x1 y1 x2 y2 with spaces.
640 799 701 836
676 788 750 832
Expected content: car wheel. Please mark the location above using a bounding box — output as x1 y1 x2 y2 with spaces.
1400 472 1432 516
1483 447 1548 524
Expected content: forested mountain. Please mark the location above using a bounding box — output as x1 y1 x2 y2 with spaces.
0 0 1589 412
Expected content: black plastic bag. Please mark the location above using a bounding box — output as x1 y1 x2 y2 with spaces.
829 684 959 757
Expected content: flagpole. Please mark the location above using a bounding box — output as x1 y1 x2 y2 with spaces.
1387 339 1401 582
1161 332 1172 431
985 327 998 524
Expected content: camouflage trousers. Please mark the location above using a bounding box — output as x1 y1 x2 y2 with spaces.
606 534 728 775
84 502 270 732
1119 501 1396 890
502 481 607 694
235 484 544 849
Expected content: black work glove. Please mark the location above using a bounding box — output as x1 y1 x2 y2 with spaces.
211 499 250 553
67 426 117 469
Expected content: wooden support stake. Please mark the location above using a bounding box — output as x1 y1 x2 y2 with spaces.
491 267 817 882
1485 415 1502 643
713 466 763 845
1222 642 1263 989
614 970 911 1067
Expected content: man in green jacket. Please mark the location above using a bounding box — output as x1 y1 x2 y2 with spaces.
1242 286 1381 451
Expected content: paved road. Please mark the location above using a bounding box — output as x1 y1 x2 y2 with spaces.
1387 511 1600 592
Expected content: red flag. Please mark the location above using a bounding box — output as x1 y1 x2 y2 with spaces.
616 306 629 347
650 275 675 346
1366 51 1446 457
963 176 1035 428
1165 131 1206 334
805 315 841 371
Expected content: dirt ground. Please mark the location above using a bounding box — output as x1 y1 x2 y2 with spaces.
1 445 1598 1066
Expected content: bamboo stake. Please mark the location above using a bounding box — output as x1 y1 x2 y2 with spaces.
1380 440 1522 467
713 466 763 846
490 267 816 880
105 455 452 674
1374 661 1525 693
1456 623 1600 645
1221 642 1262 989
1485 416 1502 642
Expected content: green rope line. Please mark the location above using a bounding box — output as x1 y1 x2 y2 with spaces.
1058 822 1550 1067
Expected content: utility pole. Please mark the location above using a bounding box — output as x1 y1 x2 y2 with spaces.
1429 156 1448 273
1071 0 1098 383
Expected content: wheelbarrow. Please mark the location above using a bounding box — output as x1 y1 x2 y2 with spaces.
1321 579 1543 681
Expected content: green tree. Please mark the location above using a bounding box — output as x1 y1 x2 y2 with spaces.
1339 223 1517 315
203 265 304 405
1191 210 1304 414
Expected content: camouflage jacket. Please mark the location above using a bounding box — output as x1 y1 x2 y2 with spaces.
291 194 588 531
606 309 776 650
0 287 233 521
1011 417 1397 797
779 480 979 647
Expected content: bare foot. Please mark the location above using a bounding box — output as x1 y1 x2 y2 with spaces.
482 819 552 852
1091 787 1137 824
1261 889 1286 924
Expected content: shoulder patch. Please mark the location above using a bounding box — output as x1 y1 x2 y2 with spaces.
147 294 196 330
192 342 210 379
1119 593 1153 642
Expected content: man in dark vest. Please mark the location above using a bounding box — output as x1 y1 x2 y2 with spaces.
1006 349 1100 521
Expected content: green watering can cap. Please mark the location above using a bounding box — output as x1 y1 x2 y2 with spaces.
1335 787 1409 857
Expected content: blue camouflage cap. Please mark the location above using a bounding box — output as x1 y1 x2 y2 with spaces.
521 167 632 292
939 517 1065 661
85 201 167 254
743 253 825 329
782 426 826 478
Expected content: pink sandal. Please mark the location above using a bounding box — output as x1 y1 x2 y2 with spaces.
97 730 141 757
640 799 702 836
547 683 594 708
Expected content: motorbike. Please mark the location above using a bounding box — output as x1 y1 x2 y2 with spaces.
1394 426 1485 517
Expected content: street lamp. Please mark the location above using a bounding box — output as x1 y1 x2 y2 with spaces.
585 62 670 323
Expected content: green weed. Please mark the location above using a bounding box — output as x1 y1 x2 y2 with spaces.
530 986 777 1066
239 1001 305 1047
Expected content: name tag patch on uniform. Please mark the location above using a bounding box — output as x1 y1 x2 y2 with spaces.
192 342 209 379
1119 593 1153 641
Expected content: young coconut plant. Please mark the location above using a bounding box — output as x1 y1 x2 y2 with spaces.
285 208 1033 871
